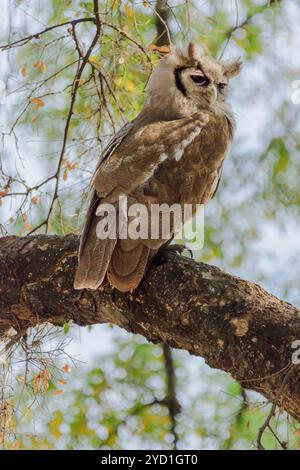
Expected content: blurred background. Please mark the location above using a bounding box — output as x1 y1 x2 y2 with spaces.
0 0 300 450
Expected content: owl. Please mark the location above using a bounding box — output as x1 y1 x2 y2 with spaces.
74 42 242 292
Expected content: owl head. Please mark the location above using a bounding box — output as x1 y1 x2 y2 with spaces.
147 42 242 113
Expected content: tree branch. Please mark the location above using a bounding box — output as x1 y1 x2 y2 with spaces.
162 342 181 449
1 234 300 420
154 0 171 46
0 18 95 51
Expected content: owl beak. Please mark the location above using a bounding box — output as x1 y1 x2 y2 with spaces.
212 85 218 103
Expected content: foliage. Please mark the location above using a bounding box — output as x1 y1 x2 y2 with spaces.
3 333 299 450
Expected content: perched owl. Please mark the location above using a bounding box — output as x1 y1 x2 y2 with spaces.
74 42 242 292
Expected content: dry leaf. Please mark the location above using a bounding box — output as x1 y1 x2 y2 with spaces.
16 375 26 384
63 159 77 171
34 369 51 394
58 379 67 386
62 364 71 373
149 44 170 53
67 162 77 171
21 64 27 77
31 196 40 205
54 389 63 396
34 374 40 394
44 369 52 380
0 187 9 196
30 97 45 108
63 168 68 181
33 60 47 73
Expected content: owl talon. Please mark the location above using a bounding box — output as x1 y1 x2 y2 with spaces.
162 243 194 259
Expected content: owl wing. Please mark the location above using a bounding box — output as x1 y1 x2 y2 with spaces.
74 111 209 290
210 166 223 200
77 120 135 261
93 112 209 203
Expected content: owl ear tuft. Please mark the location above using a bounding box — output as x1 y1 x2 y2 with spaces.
187 42 198 60
222 58 243 79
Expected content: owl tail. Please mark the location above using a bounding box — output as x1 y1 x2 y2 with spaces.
74 193 155 291
107 239 154 292
74 191 118 290
73 214 118 290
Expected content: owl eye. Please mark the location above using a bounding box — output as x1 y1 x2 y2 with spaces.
190 75 210 86
218 83 227 91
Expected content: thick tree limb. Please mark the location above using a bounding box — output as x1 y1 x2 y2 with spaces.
0 235 300 419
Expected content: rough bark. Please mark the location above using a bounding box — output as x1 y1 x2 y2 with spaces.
0 235 300 419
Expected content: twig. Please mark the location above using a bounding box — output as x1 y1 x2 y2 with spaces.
0 18 95 51
219 0 283 59
44 0 102 232
101 21 153 69
153 0 172 47
256 365 297 450
162 343 181 449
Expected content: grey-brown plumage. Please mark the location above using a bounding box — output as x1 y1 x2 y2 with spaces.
74 42 242 292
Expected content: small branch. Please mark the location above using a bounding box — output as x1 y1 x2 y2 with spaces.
43 1 102 232
101 21 152 68
0 18 95 51
162 343 181 449
256 365 295 450
219 0 282 59
154 0 171 47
